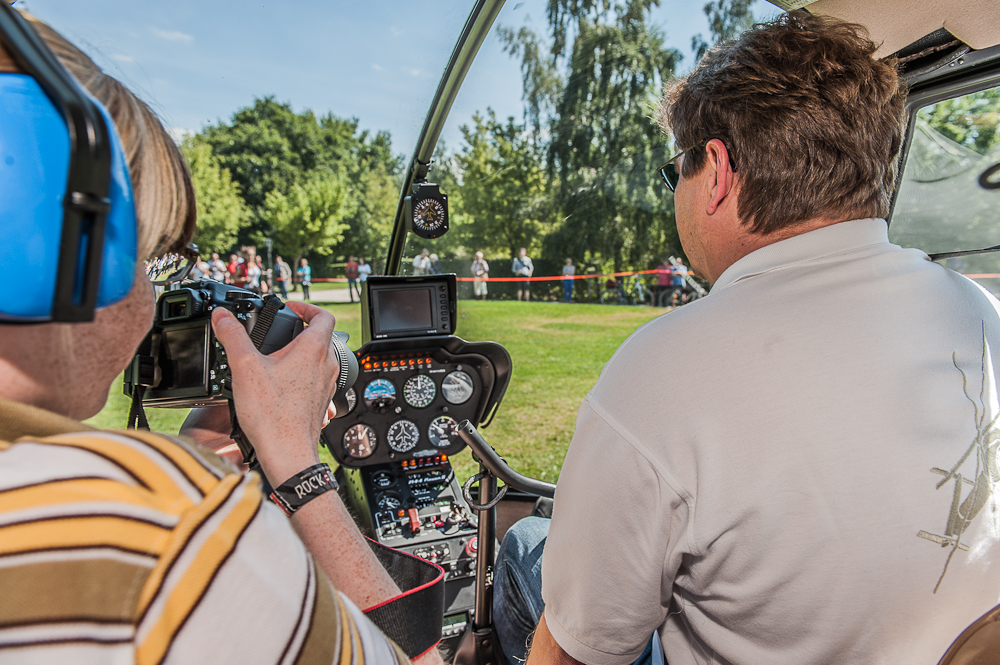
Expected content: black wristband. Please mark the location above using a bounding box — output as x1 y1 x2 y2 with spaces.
270 463 338 516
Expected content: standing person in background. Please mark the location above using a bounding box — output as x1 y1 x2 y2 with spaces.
671 257 689 304
227 253 239 285
562 258 576 303
428 253 442 275
471 251 489 301
655 257 671 307
345 254 360 303
255 254 269 294
512 247 533 302
412 249 430 275
274 255 291 298
209 252 227 282
358 257 372 289
298 257 312 301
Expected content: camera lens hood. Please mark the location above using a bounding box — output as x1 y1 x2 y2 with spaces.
330 331 359 417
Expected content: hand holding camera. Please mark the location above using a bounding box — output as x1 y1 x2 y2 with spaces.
210 301 348 485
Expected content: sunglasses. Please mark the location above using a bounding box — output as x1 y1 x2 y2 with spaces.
657 141 737 192
145 243 200 286
656 147 691 192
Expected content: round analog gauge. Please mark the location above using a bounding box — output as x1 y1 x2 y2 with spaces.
442 370 474 405
343 424 376 459
376 492 403 511
428 415 459 449
344 387 357 414
371 470 394 489
364 378 396 412
413 197 447 232
387 419 420 453
404 374 436 408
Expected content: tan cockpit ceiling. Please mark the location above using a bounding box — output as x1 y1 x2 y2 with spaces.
768 0 1000 57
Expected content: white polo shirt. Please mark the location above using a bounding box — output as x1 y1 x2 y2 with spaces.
543 218 1000 665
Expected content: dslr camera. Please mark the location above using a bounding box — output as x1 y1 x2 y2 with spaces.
125 280 357 414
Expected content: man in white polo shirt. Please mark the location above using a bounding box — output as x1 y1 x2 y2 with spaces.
492 12 1000 665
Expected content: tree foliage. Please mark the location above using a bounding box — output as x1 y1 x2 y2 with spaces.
455 110 553 259
196 97 401 263
181 137 249 255
495 2 681 271
691 0 755 61
261 173 349 266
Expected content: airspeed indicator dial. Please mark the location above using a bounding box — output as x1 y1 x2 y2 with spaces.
404 375 436 408
387 419 420 453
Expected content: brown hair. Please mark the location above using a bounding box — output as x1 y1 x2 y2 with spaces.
659 12 906 234
2 13 195 260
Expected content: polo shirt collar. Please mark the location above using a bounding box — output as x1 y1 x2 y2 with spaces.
713 218 894 291
0 398 92 442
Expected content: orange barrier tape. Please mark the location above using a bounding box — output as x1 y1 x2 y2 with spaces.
964 274 1000 279
457 269 664 282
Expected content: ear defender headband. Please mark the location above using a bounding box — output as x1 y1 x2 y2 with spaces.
0 5 136 323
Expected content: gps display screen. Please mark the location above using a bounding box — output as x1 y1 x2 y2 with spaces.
376 288 433 333
159 325 207 389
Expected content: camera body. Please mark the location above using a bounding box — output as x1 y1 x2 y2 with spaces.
124 280 305 407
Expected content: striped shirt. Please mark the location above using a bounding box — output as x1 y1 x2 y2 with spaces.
0 399 408 665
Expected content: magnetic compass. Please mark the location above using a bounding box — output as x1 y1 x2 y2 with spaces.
406 182 449 239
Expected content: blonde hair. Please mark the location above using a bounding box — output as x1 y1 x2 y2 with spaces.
4 13 195 260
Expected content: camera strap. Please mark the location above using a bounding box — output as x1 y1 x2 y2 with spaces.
229 294 285 467
364 537 446 660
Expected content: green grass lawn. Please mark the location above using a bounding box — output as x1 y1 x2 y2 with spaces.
86 301 664 484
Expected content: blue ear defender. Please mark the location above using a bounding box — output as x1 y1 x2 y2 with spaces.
0 6 137 323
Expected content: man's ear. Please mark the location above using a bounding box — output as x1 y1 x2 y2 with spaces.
704 138 736 216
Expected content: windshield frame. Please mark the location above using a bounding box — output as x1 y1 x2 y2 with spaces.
384 0 506 275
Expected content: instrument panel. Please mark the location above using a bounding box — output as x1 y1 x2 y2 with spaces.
322 338 508 467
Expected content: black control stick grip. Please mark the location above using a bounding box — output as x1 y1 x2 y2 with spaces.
456 420 556 499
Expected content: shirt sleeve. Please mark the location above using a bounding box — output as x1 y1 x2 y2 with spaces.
143 473 408 665
541 399 691 665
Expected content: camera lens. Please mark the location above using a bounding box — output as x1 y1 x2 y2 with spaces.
330 331 359 418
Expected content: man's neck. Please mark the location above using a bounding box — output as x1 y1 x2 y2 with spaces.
705 216 857 283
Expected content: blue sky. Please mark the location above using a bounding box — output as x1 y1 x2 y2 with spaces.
19 0 779 158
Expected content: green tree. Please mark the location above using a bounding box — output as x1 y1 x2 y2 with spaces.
198 97 402 261
923 88 1000 154
455 110 553 259
502 4 681 271
180 137 249 255
261 173 349 267
691 0 755 60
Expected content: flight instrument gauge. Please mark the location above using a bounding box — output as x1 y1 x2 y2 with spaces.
344 424 376 459
344 387 357 415
387 419 420 453
442 370 474 405
376 492 402 511
364 378 396 412
428 415 459 449
406 182 449 239
403 374 436 408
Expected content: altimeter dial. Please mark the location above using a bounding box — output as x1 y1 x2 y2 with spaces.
404 374 436 408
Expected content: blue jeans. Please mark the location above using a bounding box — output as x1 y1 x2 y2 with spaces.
563 280 573 302
493 517 661 665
